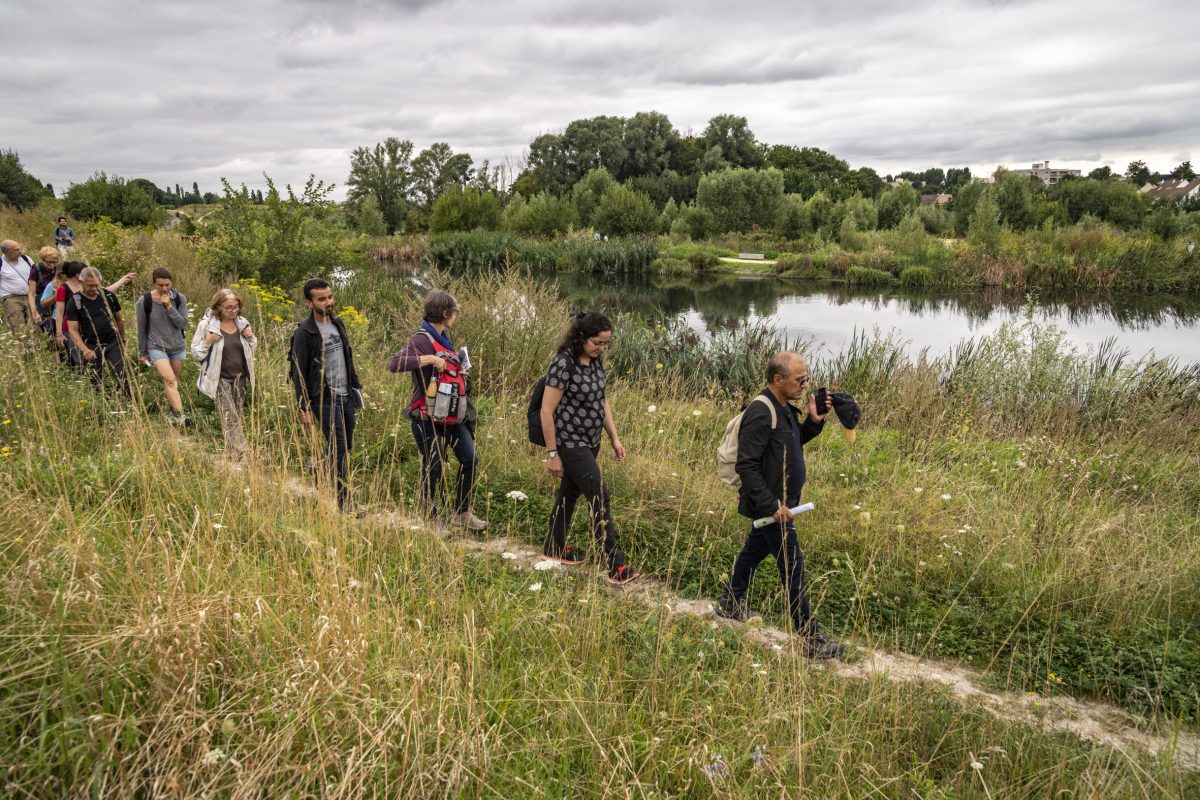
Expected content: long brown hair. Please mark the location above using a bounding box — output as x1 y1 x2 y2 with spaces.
556 311 612 360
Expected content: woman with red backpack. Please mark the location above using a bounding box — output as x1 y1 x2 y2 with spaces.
389 290 487 531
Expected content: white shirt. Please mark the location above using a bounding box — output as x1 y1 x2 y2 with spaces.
0 255 32 297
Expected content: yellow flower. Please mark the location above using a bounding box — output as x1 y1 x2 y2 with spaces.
1 420 9 425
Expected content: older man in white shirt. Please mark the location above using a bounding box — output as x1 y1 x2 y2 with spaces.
0 240 42 336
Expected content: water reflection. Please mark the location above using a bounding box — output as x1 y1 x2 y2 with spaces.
543 269 1200 363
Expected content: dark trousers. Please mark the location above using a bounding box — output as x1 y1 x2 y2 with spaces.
544 445 626 572
410 418 478 516
83 340 129 397
726 520 812 634
318 395 356 510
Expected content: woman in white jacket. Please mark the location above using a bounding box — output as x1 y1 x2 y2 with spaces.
191 288 257 462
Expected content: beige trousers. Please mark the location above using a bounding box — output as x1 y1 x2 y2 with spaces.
215 375 249 461
2 294 32 336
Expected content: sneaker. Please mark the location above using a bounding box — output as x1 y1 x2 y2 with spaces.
802 626 847 661
607 564 641 585
450 511 489 531
715 595 762 622
544 545 587 565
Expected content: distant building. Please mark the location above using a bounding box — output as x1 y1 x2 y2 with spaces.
1008 161 1081 185
1141 178 1200 203
920 193 953 207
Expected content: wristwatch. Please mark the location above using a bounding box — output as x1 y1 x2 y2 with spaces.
547 450 559 459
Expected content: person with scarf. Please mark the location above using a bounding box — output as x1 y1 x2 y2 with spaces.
388 290 487 531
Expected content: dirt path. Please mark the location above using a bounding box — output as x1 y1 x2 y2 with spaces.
271 476 1199 772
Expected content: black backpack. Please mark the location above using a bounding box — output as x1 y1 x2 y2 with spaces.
142 291 183 317
527 354 577 446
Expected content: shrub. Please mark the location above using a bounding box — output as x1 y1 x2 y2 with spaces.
899 266 934 286
592 184 659 236
688 250 717 272
846 266 894 286
696 167 784 232
670 205 716 240
428 231 520 271
429 186 502 233
503 191 577 237
64 172 165 228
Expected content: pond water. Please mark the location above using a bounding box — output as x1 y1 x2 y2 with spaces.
544 271 1200 365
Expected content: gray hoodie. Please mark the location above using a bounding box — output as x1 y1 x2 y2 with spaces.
136 289 189 357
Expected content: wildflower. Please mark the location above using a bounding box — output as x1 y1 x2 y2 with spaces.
970 760 984 771
506 490 528 501
852 504 862 510
692 409 701 417
201 748 227 767
655 363 664 370
918 560 927 567
895 524 907 533
1 420 9 425
212 523 226 530
913 487 924 494
753 743 767 768
703 753 726 780
941 493 952 501
501 552 518 560
858 511 872 525
533 559 557 571
529 582 542 592
647 404 657 413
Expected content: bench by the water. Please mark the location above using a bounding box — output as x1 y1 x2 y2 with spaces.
737 252 765 260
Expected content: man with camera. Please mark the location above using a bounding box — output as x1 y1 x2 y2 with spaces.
716 350 845 660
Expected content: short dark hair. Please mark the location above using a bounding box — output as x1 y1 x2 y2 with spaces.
557 311 613 360
151 267 173 282
303 278 330 301
62 260 85 278
422 291 459 324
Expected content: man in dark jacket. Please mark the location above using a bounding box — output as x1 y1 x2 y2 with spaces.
288 278 363 514
717 351 845 659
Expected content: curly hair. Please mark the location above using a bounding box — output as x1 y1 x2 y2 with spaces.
556 311 613 360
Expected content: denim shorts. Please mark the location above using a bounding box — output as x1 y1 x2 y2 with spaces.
147 348 186 362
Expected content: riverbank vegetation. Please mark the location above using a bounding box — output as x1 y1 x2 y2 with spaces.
1 196 1198 793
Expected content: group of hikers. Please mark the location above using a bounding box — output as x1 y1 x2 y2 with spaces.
3 226 849 659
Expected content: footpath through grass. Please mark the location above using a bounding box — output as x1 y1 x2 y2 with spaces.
0 225 1196 795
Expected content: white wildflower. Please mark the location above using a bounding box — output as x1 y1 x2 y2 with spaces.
970 760 984 771
501 552 518 560
533 559 558 571
201 748 227 767
692 409 701 417
647 404 657 413
913 487 924 494
941 494 952 501
528 582 542 592
506 490 528 501
212 523 226 530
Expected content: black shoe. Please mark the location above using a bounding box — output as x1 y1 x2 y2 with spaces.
715 595 762 622
802 626 847 660
545 545 587 565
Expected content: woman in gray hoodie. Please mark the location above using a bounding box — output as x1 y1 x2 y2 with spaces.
136 267 190 424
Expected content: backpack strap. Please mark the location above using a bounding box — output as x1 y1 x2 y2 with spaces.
143 291 184 316
752 394 777 429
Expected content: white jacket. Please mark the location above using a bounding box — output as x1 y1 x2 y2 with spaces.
190 311 258 398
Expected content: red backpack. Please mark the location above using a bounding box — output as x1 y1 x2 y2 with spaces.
409 330 468 425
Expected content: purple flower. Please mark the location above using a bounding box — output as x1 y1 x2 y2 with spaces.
753 743 767 768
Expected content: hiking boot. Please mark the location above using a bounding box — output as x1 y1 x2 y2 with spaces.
166 410 190 427
802 625 847 661
715 595 762 622
607 564 641 586
544 545 588 565
450 511 489 531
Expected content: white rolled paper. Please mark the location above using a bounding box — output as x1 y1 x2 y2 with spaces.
752 501 815 529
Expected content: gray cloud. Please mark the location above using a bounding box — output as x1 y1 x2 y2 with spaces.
2 0 1197 194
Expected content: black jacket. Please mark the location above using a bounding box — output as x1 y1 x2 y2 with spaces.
288 315 361 412
736 389 824 519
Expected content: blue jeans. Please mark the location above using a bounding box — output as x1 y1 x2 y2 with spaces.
318 395 356 510
410 418 478 516
725 519 811 634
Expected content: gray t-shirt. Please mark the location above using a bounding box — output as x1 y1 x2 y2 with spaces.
317 320 349 396
546 353 606 449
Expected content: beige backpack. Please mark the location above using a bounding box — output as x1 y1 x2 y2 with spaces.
716 395 777 486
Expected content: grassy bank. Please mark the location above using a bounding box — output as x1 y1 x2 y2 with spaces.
0 216 1197 795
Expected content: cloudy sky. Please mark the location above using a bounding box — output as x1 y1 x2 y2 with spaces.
5 0 1197 197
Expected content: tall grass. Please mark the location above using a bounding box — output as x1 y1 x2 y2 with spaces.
0 216 1197 794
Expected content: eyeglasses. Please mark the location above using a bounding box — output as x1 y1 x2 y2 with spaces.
588 337 612 348
220 303 240 310
792 374 810 387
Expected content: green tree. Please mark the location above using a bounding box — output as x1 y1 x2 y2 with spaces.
702 114 763 168
64 172 164 227
840 193 877 231
564 116 628 180
620 111 679 180
775 195 811 239
838 214 863 250
0 149 50 210
952 180 988 236
571 167 617 228
876 184 919 229
658 197 680 234
524 133 573 197
350 195 388 236
503 191 577 237
1125 160 1153 186
847 167 885 198
346 137 414 234
805 191 836 237
945 167 972 189
429 186 501 233
1169 161 1196 181
412 143 473 208
591 184 659 236
670 204 716 240
766 145 849 197
1146 203 1183 239
1088 166 1114 180
968 189 1002 254
995 173 1036 230
696 167 783 232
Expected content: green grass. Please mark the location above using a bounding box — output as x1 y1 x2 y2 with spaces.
0 214 1196 795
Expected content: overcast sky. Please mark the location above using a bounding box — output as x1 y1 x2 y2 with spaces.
5 0 1197 198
